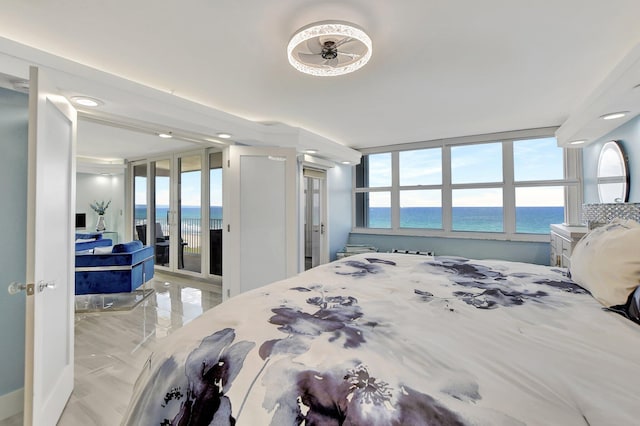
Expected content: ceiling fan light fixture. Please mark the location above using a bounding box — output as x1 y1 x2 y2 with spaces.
287 20 372 77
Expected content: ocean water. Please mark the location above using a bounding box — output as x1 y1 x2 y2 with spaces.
369 206 563 234
135 205 222 222
136 205 562 234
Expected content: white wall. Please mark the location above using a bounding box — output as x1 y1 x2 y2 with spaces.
76 173 125 242
327 164 353 260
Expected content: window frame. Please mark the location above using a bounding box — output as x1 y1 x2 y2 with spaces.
352 127 582 242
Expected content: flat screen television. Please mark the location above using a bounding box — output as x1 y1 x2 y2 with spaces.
75 213 86 229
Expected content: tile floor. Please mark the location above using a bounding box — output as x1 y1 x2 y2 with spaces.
0 271 222 426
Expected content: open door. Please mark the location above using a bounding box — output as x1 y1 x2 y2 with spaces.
303 168 328 270
23 66 77 425
223 146 297 299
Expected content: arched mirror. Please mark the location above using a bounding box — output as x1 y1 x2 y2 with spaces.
597 140 630 203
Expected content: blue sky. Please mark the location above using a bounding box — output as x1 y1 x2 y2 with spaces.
136 138 564 209
135 169 223 207
368 137 564 207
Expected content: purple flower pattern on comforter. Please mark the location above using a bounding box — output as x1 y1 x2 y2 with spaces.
122 254 640 425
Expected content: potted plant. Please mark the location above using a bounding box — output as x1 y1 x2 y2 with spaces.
90 200 111 231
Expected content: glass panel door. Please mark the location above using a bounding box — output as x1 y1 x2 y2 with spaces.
304 168 327 270
178 154 202 273
209 152 223 275
133 164 148 243
154 159 171 266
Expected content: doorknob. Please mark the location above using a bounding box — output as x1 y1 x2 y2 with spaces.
38 280 56 292
7 282 35 295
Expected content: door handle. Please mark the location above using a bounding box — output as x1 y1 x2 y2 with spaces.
7 282 35 295
38 280 56 292
320 223 325 235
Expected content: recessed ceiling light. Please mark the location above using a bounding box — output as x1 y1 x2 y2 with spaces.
570 140 586 145
600 111 629 120
158 132 173 139
217 133 232 139
303 149 318 154
341 161 352 165
70 96 103 107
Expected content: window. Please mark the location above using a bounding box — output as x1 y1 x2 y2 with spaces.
452 188 503 232
451 143 502 184
354 131 580 239
398 148 442 229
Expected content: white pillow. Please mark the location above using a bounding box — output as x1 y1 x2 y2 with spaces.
570 219 640 307
75 238 96 243
93 246 114 254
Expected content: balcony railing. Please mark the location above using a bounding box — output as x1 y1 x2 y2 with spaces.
134 218 223 255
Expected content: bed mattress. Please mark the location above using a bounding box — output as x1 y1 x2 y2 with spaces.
122 253 640 425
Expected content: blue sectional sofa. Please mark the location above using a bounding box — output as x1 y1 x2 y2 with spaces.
75 232 112 251
75 241 155 295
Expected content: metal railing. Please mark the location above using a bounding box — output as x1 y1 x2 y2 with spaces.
134 218 223 255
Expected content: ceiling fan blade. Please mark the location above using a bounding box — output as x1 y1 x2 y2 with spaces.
306 38 323 54
337 51 360 59
334 37 356 48
323 57 339 68
298 52 326 65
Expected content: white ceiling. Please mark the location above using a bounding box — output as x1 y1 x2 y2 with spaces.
1 0 640 157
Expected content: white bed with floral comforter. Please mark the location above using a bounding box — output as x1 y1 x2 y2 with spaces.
122 253 640 425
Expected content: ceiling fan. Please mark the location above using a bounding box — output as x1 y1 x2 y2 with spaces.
287 21 373 77
298 36 362 68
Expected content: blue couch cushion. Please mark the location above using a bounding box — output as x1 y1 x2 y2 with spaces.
76 245 154 268
76 232 103 240
75 238 112 251
112 240 143 253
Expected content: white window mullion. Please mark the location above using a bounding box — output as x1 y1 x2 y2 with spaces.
391 151 400 229
564 148 583 225
442 145 452 232
503 141 515 235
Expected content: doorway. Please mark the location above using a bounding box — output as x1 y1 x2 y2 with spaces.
303 168 328 270
132 150 222 278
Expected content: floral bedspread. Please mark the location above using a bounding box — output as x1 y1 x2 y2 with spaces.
122 254 640 425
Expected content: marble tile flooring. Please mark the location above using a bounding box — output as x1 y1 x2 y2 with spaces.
0 271 222 426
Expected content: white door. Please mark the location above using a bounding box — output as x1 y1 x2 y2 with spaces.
223 146 297 299
23 66 77 425
303 168 328 270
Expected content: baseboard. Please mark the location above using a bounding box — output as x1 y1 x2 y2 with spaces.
0 388 23 421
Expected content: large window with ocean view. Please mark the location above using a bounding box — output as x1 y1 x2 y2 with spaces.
354 131 579 239
398 148 443 229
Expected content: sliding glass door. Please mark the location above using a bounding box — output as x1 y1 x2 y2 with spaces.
178 154 202 273
209 152 223 275
154 159 171 267
133 164 148 243
131 149 222 277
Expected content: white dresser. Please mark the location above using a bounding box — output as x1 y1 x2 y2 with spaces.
549 224 588 268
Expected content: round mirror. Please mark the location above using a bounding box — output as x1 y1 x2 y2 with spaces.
597 140 629 203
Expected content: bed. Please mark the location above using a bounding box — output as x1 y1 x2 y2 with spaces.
122 221 640 425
